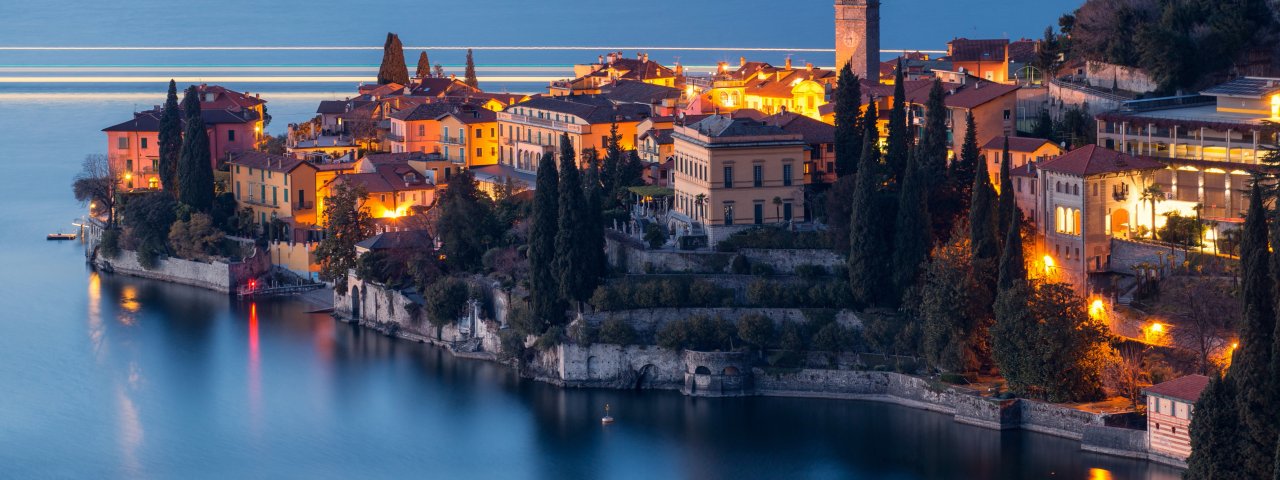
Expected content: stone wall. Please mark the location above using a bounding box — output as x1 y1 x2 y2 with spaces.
1082 425 1150 460
1018 398 1106 439
1085 61 1158 93
605 237 844 275
1109 239 1188 274
583 308 861 335
335 275 464 343
554 343 684 389
97 247 269 294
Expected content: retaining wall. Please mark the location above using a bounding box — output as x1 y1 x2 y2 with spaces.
583 308 860 335
97 247 269 294
606 238 844 275
1109 239 1188 274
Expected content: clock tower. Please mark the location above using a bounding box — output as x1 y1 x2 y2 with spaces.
835 0 880 82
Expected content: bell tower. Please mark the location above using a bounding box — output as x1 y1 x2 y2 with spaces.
835 0 880 82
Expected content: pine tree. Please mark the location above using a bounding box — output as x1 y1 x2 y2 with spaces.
919 79 949 190
158 79 182 198
996 198 1025 292
1185 374 1243 479
177 86 214 212
1233 181 1277 478
834 64 862 178
992 198 1032 391
996 136 1016 247
848 130 886 308
601 124 622 208
885 58 909 187
528 152 562 331
415 51 431 79
966 135 999 365
377 33 409 85
950 110 980 212
435 171 500 272
890 147 931 304
463 49 479 89
554 134 590 308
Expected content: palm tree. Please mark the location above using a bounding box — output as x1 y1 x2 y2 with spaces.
1140 185 1165 240
694 193 706 222
772 196 783 224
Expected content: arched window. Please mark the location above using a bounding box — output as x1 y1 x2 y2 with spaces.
1056 206 1065 233
1073 184 1080 195
1056 181 1062 193
1073 209 1081 235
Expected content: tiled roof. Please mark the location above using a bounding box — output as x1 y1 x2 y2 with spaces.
1008 39 1038 64
688 114 791 138
1037 145 1166 176
1144 375 1210 402
355 229 433 251
102 107 258 132
317 100 349 114
228 151 310 173
871 78 1019 110
1201 77 1280 99
508 95 651 124
763 111 835 144
948 38 1008 63
981 136 1057 153
330 162 433 194
410 77 479 97
1010 163 1037 177
600 80 681 105
194 84 266 111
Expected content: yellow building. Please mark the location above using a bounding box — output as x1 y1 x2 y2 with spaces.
550 52 678 96
980 136 1062 190
669 115 807 245
228 152 319 240
706 59 838 120
497 96 650 172
316 153 438 222
388 102 499 167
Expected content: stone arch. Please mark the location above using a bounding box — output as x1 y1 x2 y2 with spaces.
586 356 598 379
1111 208 1130 236
636 364 658 390
722 366 740 376
695 366 712 375
351 286 362 320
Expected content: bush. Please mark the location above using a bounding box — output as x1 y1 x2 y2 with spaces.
811 322 849 353
168 214 226 261
590 277 734 311
644 223 667 249
498 329 526 362
715 226 832 252
423 277 469 327
656 315 735 351
795 264 828 279
567 321 596 346
745 279 855 309
598 317 637 345
99 228 121 259
750 263 775 276
731 255 751 274
535 325 565 350
736 314 775 350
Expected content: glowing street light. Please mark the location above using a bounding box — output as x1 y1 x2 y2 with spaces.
1150 322 1164 333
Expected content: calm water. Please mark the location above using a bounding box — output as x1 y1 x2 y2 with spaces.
0 2 1184 477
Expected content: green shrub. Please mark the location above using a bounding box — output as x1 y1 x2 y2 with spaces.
590 277 734 311
535 325 566 350
598 317 637 345
656 315 735 351
736 314 775 350
715 226 832 252
644 223 667 249
498 329 526 362
795 264 828 279
731 255 751 274
811 322 848 353
99 228 121 259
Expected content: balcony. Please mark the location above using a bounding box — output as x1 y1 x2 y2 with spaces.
385 132 405 142
294 200 314 210
439 135 465 145
497 112 591 134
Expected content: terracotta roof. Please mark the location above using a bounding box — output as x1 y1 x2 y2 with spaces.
102 107 258 132
687 114 795 138
1010 163 1037 177
1008 39 1038 64
356 229 433 251
763 111 834 144
508 95 651 124
600 80 681 105
329 163 433 194
981 136 1057 153
228 151 311 173
948 38 1008 63
1037 145 1166 176
194 84 266 111
410 77 480 98
1144 375 1210 402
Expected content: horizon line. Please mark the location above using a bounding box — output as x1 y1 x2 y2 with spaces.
0 45 947 54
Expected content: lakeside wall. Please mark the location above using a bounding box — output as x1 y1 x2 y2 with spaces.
96 248 270 294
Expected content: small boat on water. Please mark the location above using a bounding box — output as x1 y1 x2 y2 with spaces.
601 403 614 425
47 233 77 240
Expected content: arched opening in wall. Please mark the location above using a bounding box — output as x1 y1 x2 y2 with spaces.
694 366 711 375
722 366 740 376
635 364 657 390
351 286 361 320
586 356 598 379
1111 208 1130 237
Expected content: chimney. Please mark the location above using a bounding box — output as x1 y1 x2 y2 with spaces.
785 56 792 70
806 63 813 72
740 56 746 67
598 55 604 64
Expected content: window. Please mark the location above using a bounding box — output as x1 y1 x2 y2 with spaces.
1056 181 1061 193
1017 178 1023 193
783 164 793 186
141 138 148 149
783 202 793 221
1092 183 1098 196
475 128 482 138
754 203 763 224
477 147 483 158
126 159 133 171
284 189 289 203
228 130 235 142
235 182 241 199
117 137 128 149
724 166 733 188
753 165 763 187
444 127 450 141
724 203 735 225
1073 184 1080 195
418 125 425 136
1003 109 1011 120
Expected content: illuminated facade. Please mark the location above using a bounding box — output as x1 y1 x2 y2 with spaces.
1143 375 1210 462
497 96 649 173
706 59 838 120
835 0 880 81
549 52 678 96
317 155 437 221
980 136 1062 189
387 102 499 168
669 115 807 245
228 152 319 239
1095 77 1280 220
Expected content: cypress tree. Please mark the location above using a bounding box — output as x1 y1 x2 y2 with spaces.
967 135 999 358
554 134 589 307
833 64 862 178
885 58 909 187
1185 374 1243 479
991 210 1033 392
890 146 930 304
918 79 949 190
529 152 561 330
996 199 1025 292
1234 181 1277 478
582 154 607 295
601 124 622 207
996 136 1017 248
848 130 885 308
464 49 479 89
377 33 409 85
158 79 182 197
950 110 980 213
415 51 431 79
177 86 214 212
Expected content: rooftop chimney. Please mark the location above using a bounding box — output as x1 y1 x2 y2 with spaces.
785 56 792 70
740 56 746 67
805 63 813 72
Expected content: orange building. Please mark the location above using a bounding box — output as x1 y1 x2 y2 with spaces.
316 153 440 222
387 102 499 167
705 59 838 120
980 136 1062 188
947 38 1011 84
227 152 319 239
864 76 1020 162
1144 375 1209 462
497 95 650 173
102 104 262 191
550 52 678 96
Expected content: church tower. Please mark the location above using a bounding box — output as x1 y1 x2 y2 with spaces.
835 0 880 82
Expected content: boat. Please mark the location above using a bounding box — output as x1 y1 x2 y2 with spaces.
47 233 77 240
601 403 614 425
